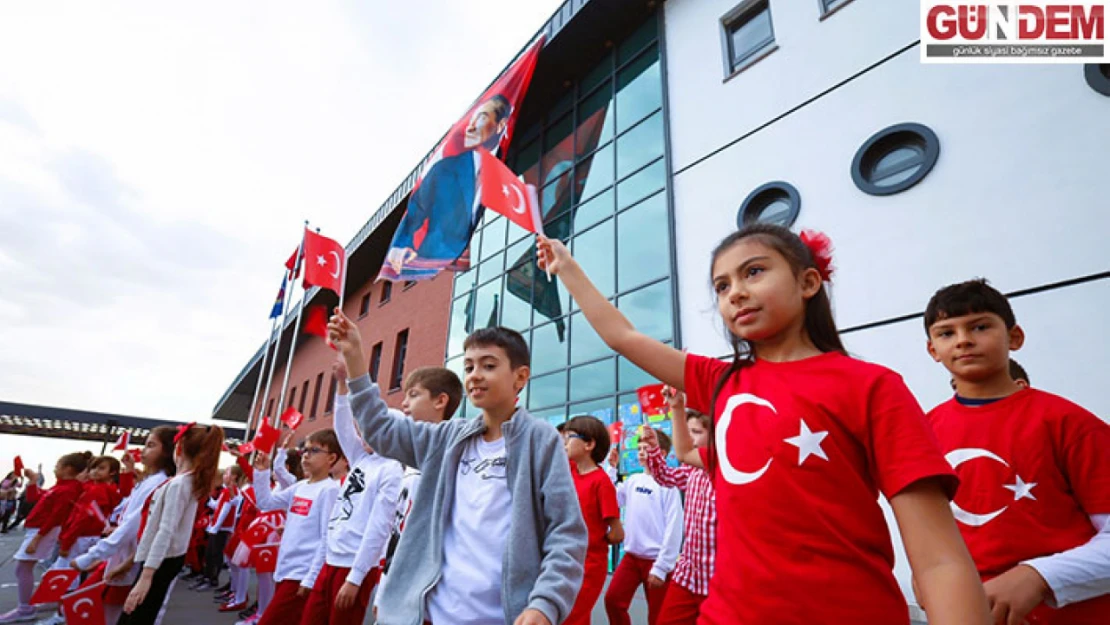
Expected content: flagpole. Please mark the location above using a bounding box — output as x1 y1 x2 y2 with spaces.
246 314 280 438
275 223 309 428
257 268 295 438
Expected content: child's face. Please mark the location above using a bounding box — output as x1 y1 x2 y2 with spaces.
88 463 112 483
463 345 527 412
53 461 65 481
927 312 1024 383
223 468 234 487
637 442 651 470
300 441 336 478
562 431 593 463
712 240 820 344
401 384 443 423
142 436 164 468
688 418 709 449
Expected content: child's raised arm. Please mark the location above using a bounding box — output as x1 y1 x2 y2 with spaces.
892 479 991 625
537 235 685 390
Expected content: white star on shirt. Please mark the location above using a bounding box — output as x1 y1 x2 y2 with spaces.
1003 475 1037 501
784 419 829 465
316 254 326 266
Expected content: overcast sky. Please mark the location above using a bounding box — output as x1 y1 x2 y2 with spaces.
0 0 564 471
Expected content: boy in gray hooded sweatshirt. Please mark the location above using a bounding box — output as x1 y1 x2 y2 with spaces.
328 310 586 625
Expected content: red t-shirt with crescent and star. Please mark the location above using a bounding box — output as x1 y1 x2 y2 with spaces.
684 352 956 625
928 388 1110 624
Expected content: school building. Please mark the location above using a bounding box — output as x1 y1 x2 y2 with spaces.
213 0 1110 616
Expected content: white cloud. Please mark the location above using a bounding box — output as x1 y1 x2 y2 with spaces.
0 0 563 424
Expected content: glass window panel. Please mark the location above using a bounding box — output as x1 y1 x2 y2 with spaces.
446 356 466 417
529 269 569 338
454 265 477 293
573 188 614 235
513 140 541 187
617 192 669 291
447 291 475 358
529 370 567 410
616 46 661 132
475 250 504 285
568 398 615 424
472 279 502 332
569 358 616 404
542 114 575 184
580 53 612 96
550 88 574 119
619 355 657 392
571 219 615 300
542 171 574 219
501 265 532 331
479 214 508 261
570 311 610 364
617 159 666 210
504 237 534 274
619 280 672 342
530 320 568 375
616 112 664 179
535 406 569 428
577 88 615 156
728 5 774 68
575 143 614 204
619 17 658 64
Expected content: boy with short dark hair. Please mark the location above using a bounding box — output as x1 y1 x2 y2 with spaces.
329 311 586 625
924 279 1110 624
252 429 341 625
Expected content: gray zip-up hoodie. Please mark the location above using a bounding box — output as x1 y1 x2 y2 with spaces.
347 374 587 625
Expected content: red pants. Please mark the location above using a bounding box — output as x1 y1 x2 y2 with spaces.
258 580 308 625
657 582 706 625
300 564 379 625
605 553 670 625
565 561 608 625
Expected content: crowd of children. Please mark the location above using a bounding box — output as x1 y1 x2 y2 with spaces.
3 222 1109 625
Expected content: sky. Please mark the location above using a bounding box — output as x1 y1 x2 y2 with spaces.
0 0 565 476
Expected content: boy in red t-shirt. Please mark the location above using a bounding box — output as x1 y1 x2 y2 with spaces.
924 279 1110 625
562 415 623 625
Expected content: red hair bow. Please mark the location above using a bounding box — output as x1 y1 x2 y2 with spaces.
174 422 197 444
799 229 835 283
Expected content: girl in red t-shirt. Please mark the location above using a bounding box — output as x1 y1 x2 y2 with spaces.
562 415 623 625
537 223 989 625
57 456 123 564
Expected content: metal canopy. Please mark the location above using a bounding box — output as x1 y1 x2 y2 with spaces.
0 400 246 445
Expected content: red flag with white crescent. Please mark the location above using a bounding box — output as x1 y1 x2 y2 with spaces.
112 431 130 451
251 542 280 573
30 569 81 604
478 148 544 236
61 580 106 625
301 229 345 296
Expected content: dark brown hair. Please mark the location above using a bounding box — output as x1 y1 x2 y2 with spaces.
284 449 305 481
654 430 673 456
564 415 611 465
405 367 464 420
58 451 93 475
177 425 225 502
147 425 178 477
707 223 846 473
1009 358 1030 385
685 409 712 431
464 327 531 370
91 456 121 483
306 429 345 466
924 278 1015 333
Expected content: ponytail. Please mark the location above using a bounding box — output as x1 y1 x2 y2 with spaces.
177 424 226 502
59 451 94 475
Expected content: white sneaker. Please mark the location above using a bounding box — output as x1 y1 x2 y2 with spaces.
0 608 36 624
31 615 64 625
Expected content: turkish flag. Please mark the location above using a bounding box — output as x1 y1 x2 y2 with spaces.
30 569 81 604
279 407 304 431
636 384 668 420
127 449 142 464
608 422 624 447
285 246 302 279
112 431 129 451
61 580 106 625
302 229 345 295
478 148 543 236
302 305 334 345
245 421 282 455
251 542 280 573
13 456 23 475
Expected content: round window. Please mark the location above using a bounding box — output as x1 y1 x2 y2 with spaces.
851 123 940 196
736 181 801 229
1085 64 1110 96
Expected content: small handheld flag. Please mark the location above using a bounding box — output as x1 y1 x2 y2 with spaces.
111 431 130 451
30 569 81 604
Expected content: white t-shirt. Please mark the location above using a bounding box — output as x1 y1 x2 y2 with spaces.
616 472 684 579
426 436 512 625
253 470 338 583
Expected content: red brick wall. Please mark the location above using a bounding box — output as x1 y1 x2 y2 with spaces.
253 274 453 445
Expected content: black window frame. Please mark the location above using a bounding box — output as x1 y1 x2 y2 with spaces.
299 380 309 413
851 123 941 196
818 0 856 19
310 372 323 420
359 293 371 318
288 387 297 414
325 375 337 414
403 280 417 290
370 342 383 383
380 281 393 305
389 330 409 392
736 181 802 228
720 0 777 78
1085 64 1110 96
266 398 275 420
